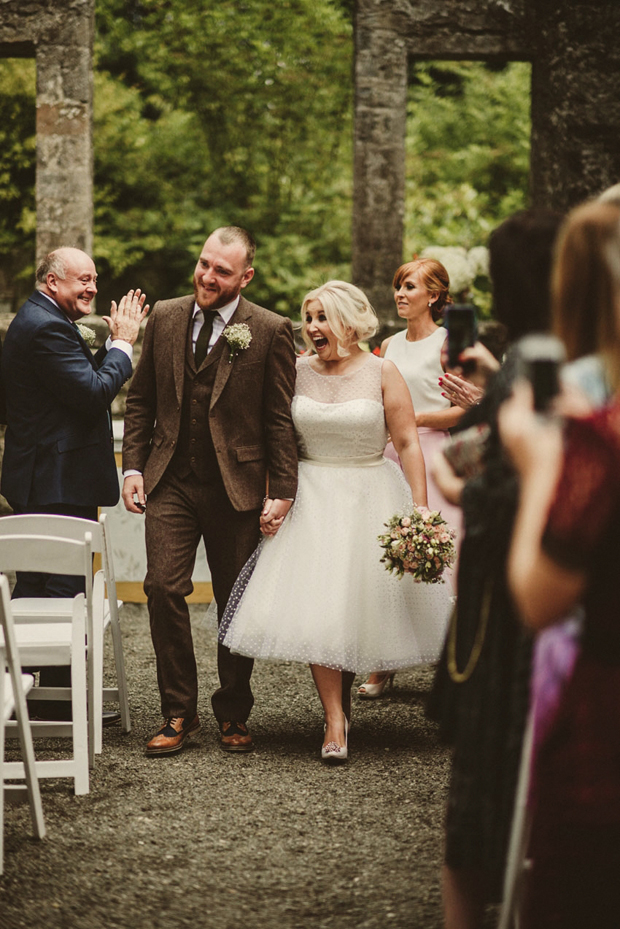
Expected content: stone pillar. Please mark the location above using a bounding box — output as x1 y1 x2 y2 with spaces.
0 0 94 264
530 2 620 212
352 3 408 323
34 1 94 261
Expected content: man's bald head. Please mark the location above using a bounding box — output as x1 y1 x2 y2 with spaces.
35 247 98 321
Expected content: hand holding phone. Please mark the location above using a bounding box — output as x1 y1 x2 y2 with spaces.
516 334 565 412
445 305 477 371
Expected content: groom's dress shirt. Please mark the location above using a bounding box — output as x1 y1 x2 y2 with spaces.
191 296 239 355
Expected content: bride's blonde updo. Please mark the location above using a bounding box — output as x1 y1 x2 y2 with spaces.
301 280 378 357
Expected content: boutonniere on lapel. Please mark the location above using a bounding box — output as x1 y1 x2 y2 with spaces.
76 323 96 346
223 323 252 363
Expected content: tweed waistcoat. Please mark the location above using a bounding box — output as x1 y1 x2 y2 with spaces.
169 318 226 482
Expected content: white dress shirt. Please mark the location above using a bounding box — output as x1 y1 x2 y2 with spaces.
192 295 240 355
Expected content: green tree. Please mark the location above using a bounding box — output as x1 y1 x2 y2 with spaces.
0 13 531 320
405 61 531 255
0 60 36 310
94 0 354 315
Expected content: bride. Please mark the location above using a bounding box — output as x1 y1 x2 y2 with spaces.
219 281 452 762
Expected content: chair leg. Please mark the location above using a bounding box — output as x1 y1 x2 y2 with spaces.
108 602 131 733
70 633 90 795
1 706 5 876
14 685 45 840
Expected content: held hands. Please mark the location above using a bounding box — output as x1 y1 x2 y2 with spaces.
122 474 147 514
103 288 150 345
260 498 292 536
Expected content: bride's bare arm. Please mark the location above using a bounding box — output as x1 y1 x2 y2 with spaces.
382 359 428 506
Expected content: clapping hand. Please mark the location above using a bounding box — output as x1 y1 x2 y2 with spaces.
103 288 150 345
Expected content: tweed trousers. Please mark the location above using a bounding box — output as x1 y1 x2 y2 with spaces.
144 466 261 723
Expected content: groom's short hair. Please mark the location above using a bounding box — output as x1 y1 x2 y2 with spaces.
213 226 256 269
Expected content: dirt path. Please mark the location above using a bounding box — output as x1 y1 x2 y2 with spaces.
1 605 453 929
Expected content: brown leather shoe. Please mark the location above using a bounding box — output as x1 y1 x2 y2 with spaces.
146 715 200 756
219 721 253 753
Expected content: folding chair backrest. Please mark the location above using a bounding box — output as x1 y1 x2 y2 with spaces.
0 535 92 580
0 515 103 554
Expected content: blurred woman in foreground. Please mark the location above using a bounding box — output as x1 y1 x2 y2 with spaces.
499 200 620 929
427 210 563 929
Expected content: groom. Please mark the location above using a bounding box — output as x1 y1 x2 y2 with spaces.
122 226 298 756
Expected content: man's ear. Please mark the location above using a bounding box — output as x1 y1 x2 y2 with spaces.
240 267 255 289
46 272 59 295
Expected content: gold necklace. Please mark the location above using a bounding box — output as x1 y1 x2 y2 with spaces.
447 578 493 684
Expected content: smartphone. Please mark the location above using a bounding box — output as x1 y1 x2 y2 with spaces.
516 334 565 412
445 305 477 369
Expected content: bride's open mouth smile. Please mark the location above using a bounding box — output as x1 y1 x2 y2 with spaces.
313 336 329 351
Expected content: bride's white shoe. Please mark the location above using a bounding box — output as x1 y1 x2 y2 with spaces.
321 716 349 763
357 672 395 698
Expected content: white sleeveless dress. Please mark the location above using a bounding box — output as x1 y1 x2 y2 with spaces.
219 354 452 674
384 328 463 534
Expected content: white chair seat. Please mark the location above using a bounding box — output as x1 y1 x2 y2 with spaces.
12 623 73 665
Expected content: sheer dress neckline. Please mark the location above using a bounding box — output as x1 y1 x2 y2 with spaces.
305 354 375 379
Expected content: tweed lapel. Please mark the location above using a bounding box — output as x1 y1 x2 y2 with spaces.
210 296 253 409
171 296 196 406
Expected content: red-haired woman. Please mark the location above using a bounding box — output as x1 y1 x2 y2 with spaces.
358 258 462 698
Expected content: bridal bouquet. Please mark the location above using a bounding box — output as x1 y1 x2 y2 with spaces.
378 507 456 584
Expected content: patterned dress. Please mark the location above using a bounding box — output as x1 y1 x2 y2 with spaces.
220 354 452 673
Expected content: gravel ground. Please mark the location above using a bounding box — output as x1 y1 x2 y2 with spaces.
1 604 459 929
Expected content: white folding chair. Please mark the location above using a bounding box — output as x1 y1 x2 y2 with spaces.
498 712 535 929
0 535 91 794
1 513 131 742
0 574 46 874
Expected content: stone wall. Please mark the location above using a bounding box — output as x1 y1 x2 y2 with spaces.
353 0 620 322
0 0 94 262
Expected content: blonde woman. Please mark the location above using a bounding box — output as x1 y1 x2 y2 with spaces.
220 281 452 762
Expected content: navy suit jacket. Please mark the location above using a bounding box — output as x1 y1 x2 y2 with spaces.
0 291 132 511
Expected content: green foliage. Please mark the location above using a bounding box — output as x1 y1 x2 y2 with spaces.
403 61 531 316
405 62 531 252
0 13 531 321
0 60 36 306
93 0 354 313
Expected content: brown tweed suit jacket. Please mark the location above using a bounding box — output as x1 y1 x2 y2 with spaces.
122 294 298 511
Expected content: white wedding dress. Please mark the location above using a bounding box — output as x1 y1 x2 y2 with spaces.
219 354 452 674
